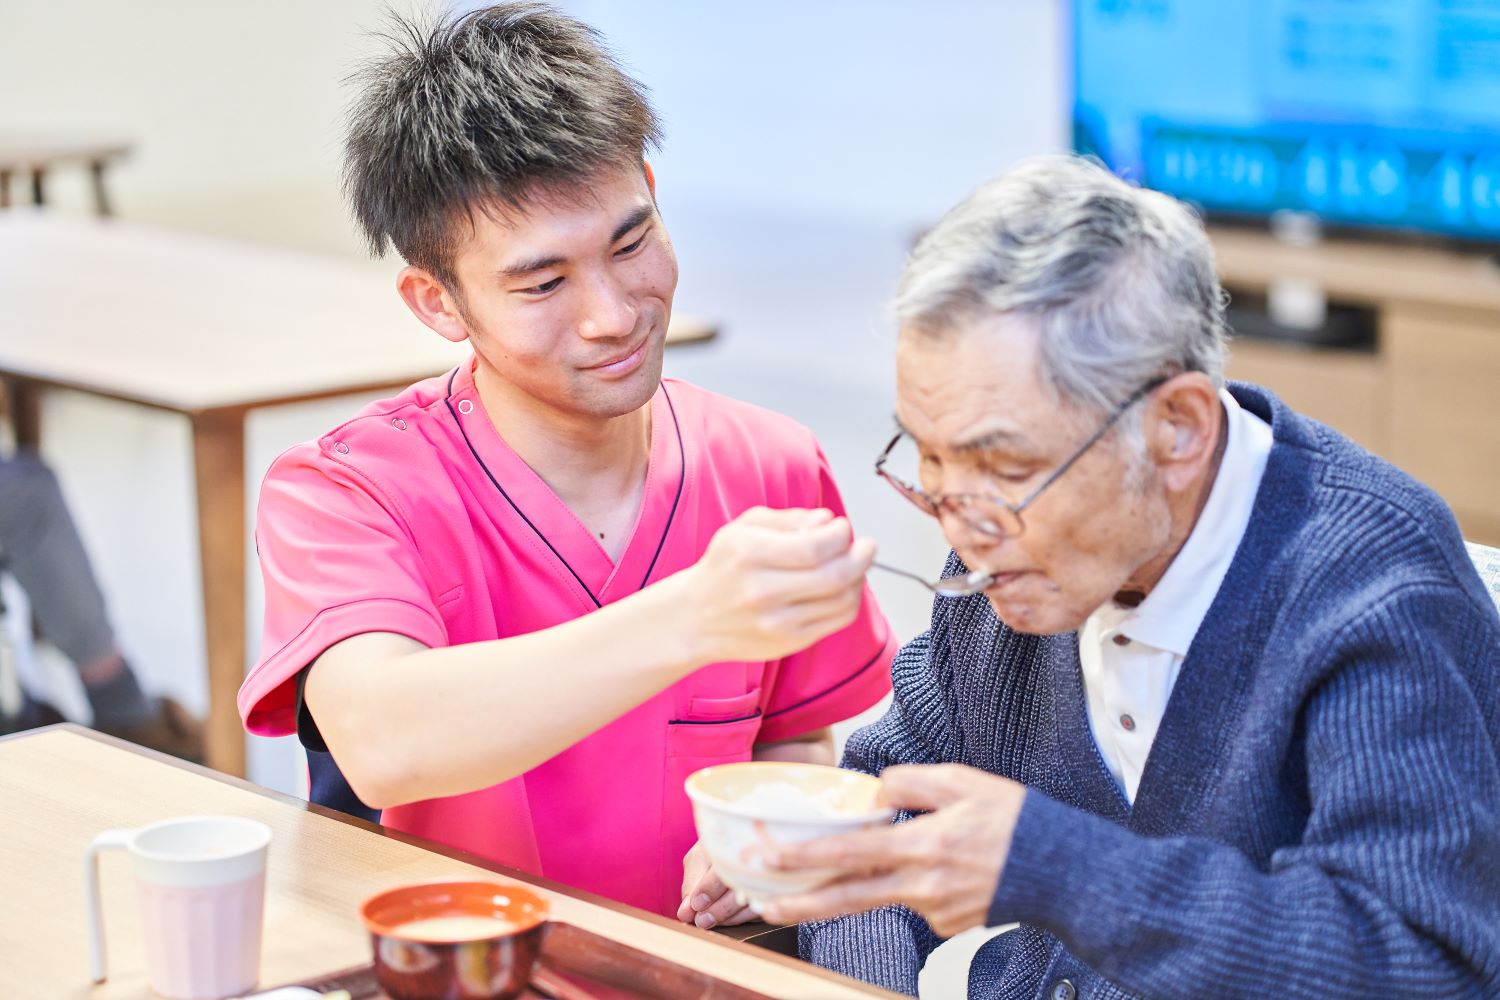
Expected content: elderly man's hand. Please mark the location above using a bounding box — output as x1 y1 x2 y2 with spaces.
757 764 1026 938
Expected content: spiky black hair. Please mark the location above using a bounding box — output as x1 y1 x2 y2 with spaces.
343 3 662 286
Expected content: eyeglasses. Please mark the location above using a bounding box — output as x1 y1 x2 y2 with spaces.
869 375 1169 598
874 374 1169 541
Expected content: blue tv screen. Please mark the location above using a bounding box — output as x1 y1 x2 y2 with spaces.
1072 1 1500 244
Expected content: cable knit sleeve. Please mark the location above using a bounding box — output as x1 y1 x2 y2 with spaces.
798 609 954 995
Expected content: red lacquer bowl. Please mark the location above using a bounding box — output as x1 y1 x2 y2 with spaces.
360 881 550 1000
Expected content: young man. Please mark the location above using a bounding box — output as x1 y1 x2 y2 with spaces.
236 5 895 923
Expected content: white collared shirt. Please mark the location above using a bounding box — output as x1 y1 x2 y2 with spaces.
1078 389 1273 804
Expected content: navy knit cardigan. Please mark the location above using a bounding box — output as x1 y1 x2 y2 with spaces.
802 384 1500 999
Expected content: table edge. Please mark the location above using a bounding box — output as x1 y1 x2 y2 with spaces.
0 369 449 417
0 316 715 415
2 724 898 998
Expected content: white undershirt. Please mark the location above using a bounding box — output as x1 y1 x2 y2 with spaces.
1078 389 1273 804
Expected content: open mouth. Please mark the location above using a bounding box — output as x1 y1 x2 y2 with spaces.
982 570 1027 593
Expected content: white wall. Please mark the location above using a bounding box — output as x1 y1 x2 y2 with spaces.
561 0 1064 230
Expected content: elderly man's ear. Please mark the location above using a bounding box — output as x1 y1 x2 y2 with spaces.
1146 373 1224 492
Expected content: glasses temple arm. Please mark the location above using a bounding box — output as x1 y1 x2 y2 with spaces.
1014 378 1165 510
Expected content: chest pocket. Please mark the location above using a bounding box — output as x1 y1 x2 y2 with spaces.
657 685 764 915
664 686 765 761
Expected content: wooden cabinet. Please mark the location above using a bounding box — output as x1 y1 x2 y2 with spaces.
1211 227 1500 544
1225 339 1385 454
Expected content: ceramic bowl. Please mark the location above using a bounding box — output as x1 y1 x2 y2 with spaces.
359 881 549 1000
685 761 893 907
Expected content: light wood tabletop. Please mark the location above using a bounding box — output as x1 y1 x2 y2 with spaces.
0 133 132 169
0 725 893 1000
0 213 716 777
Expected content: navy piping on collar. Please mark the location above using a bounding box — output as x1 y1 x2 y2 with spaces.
443 369 688 608
762 641 888 720
444 367 600 608
639 381 685 589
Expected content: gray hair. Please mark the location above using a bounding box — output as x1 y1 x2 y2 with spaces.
895 155 1228 421
343 3 662 288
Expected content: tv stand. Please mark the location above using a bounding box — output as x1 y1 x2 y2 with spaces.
1212 226 1500 545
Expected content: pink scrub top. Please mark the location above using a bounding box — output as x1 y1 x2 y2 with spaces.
239 362 896 915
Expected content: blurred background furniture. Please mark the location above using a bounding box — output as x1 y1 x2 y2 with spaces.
0 211 716 777
0 132 130 216
1216 227 1500 546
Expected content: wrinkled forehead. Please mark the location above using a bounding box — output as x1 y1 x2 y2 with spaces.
894 313 1084 455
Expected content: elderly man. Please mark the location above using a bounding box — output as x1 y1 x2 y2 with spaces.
762 156 1500 998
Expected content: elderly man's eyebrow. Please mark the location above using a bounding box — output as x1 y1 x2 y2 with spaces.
952 427 1032 454
499 204 655 278
892 415 1033 455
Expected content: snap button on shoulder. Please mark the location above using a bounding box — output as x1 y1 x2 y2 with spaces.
332 441 350 455
391 417 407 430
458 399 474 414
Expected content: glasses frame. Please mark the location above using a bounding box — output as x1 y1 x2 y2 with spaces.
875 374 1171 538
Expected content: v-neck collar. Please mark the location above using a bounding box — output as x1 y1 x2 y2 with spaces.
1047 385 1296 831
1127 384 1300 834
444 362 686 610
1048 633 1132 820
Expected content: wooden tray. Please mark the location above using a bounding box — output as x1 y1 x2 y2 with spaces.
285 921 775 999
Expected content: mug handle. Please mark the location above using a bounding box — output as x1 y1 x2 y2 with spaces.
85 828 134 983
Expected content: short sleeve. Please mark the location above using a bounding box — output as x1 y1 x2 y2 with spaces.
238 442 448 736
756 444 897 744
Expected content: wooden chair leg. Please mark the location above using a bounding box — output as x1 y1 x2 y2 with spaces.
4 378 42 450
89 160 112 218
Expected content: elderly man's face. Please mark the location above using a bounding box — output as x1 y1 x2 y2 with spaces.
895 313 1173 634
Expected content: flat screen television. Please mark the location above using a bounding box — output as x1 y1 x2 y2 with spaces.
1072 1 1500 246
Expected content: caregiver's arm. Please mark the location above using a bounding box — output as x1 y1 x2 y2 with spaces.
306 507 873 809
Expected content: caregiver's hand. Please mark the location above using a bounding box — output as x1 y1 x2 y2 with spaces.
677 507 875 665
678 841 757 929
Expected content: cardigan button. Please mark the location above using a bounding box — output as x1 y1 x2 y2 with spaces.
1049 980 1077 1000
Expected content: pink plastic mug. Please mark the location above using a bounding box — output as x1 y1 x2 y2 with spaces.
85 815 272 999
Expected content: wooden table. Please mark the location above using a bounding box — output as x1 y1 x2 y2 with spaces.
0 133 132 216
0 725 891 999
0 214 717 776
